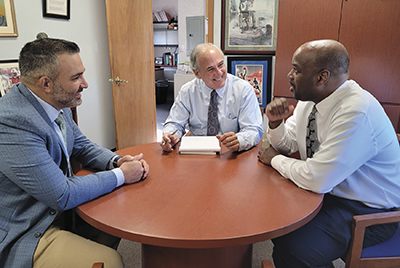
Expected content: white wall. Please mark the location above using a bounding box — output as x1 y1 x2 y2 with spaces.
214 0 222 47
178 0 205 64
0 0 115 149
0 0 218 149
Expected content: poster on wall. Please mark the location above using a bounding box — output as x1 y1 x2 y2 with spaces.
228 56 273 108
221 0 278 54
0 0 18 37
0 60 20 97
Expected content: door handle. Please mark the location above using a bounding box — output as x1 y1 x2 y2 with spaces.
109 77 128 85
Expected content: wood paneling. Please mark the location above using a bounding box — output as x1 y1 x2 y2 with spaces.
274 0 400 132
273 0 342 98
339 0 400 104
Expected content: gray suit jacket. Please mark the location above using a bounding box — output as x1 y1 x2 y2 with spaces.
0 83 119 267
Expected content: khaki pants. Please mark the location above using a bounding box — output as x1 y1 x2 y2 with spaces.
33 225 124 268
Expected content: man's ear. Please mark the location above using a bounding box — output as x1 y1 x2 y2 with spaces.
193 69 201 79
316 70 330 86
38 76 53 93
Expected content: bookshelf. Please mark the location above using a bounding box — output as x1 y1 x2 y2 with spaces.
153 22 178 46
154 22 179 66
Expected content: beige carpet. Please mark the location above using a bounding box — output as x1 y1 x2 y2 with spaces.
117 239 345 268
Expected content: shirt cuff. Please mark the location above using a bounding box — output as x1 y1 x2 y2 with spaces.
111 168 125 187
271 154 285 172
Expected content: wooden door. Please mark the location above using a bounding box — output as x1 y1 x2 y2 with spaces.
273 0 343 99
105 0 157 150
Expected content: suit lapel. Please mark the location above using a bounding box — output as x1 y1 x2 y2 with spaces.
17 83 71 175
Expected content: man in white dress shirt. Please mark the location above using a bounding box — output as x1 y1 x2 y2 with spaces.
161 43 263 152
258 39 400 268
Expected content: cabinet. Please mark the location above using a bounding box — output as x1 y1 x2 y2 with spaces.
273 0 400 132
174 73 196 100
153 22 178 46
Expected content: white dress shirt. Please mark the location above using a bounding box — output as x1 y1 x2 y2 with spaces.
267 80 400 209
163 73 264 151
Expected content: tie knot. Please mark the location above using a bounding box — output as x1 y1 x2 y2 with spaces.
311 105 317 114
55 113 65 127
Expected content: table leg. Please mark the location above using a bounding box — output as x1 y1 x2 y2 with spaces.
142 244 253 268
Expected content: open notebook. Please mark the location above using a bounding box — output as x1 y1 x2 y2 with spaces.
179 136 221 155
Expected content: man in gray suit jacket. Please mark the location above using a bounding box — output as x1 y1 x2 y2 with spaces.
0 38 149 267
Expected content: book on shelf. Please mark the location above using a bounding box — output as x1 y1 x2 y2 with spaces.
153 10 172 22
161 52 178 66
179 136 221 155
153 12 162 22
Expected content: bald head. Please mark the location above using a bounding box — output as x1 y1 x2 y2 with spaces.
295 39 349 77
190 43 224 72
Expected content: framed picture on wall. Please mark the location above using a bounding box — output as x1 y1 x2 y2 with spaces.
221 0 278 54
0 0 18 37
228 56 273 108
42 0 70 20
0 59 19 97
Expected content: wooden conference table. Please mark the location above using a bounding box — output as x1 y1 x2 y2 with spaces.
77 142 323 268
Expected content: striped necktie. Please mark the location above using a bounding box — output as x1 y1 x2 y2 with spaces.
55 113 67 149
55 113 72 176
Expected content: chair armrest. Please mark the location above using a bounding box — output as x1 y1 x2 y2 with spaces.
346 210 400 267
353 210 400 228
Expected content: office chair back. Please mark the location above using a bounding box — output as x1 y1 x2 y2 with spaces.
345 210 400 268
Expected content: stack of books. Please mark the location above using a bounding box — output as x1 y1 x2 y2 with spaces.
153 11 171 22
162 52 179 66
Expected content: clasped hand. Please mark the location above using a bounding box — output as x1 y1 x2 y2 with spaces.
118 153 149 184
217 131 239 151
257 146 280 166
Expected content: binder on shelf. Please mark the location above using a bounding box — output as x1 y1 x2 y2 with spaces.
179 136 221 155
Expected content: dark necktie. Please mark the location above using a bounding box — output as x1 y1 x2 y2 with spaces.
306 105 319 158
207 90 219 136
55 113 72 176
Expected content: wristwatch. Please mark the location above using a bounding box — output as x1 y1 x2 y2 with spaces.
113 155 123 168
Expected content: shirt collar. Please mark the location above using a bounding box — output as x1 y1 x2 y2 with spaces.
203 77 227 98
316 80 349 118
26 87 60 122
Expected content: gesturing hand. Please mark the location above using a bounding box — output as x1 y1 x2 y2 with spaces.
266 98 294 129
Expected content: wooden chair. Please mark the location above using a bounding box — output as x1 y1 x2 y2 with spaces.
345 210 400 268
91 263 104 268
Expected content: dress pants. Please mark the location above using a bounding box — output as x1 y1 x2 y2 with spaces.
272 194 398 268
33 212 123 268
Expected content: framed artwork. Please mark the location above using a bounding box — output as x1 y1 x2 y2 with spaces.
0 0 18 37
0 59 19 97
221 0 278 54
42 0 70 20
228 56 273 108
